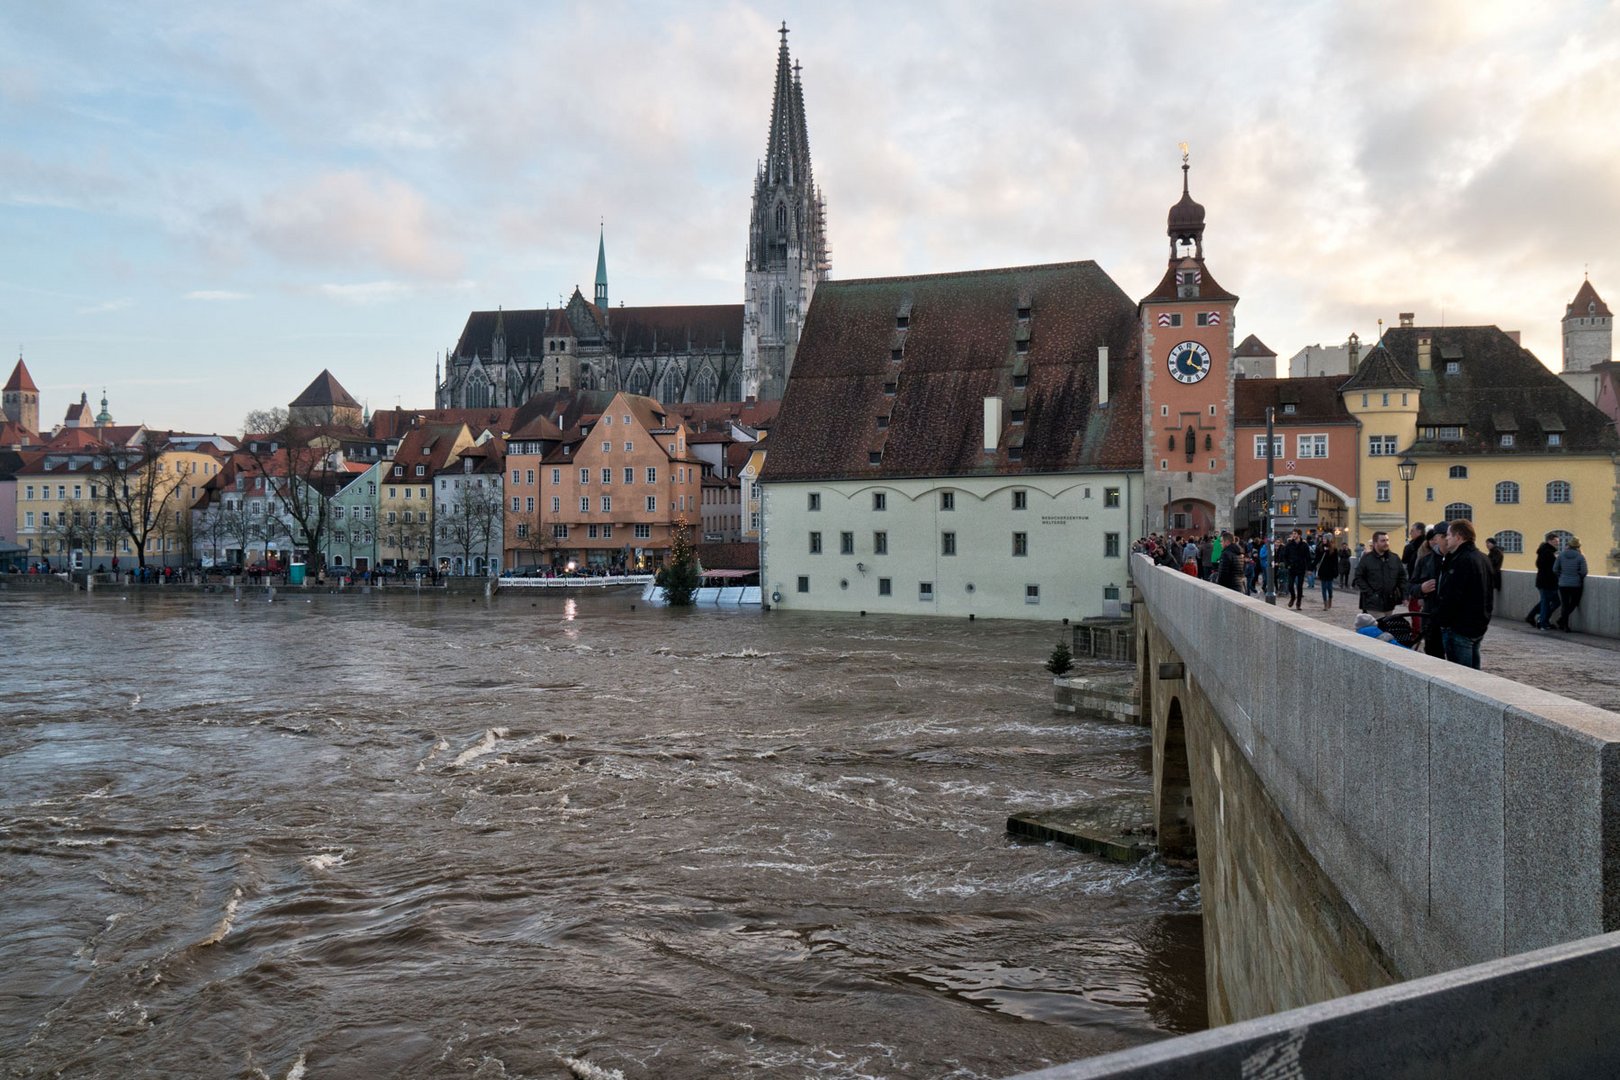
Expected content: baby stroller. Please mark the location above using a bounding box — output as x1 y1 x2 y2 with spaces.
1376 612 1418 648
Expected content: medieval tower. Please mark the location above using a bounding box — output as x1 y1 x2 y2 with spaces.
741 23 829 401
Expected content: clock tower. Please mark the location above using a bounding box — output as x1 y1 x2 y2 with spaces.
1139 150 1239 538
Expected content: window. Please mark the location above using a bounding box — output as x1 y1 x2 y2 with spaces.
1296 434 1328 458
1376 480 1391 502
1253 435 1284 458
1368 435 1398 456
516 523 530 540
919 581 934 601
1500 434 1515 448
1012 532 1028 557
624 467 634 484
415 465 425 476
809 531 822 554
840 531 854 555
601 441 612 454
634 523 651 539
1104 487 1120 508
1545 432 1562 447
601 496 612 512
873 531 887 555
872 492 887 511
551 497 561 513
552 468 561 484
1025 584 1041 605
808 492 821 511
940 490 955 511
24 485 32 500
645 496 657 512
1012 490 1027 510
1425 487 1434 502
1165 312 1184 326
579 496 590 513
941 531 957 556
1105 532 1121 557
1495 481 1519 504
624 442 633 453
1446 361 1460 375
23 511 33 529
1449 465 1469 479
404 488 412 499
797 576 810 594
511 496 521 512
588 524 599 539
1547 480 1572 504
1494 530 1524 554
1438 427 1462 442
602 468 612 484
553 524 569 539
646 467 657 484
878 577 892 596
388 510 397 524
883 381 897 396
1444 502 1474 522
1196 312 1213 327
512 469 521 484
1382 394 1390 407
1283 403 1297 415
602 525 613 539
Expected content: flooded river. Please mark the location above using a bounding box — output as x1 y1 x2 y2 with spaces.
0 589 1202 1079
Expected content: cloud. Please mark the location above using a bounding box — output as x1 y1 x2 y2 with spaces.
246 170 461 278
316 279 475 305
184 289 249 301
76 298 133 315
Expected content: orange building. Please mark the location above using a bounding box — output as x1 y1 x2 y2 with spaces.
539 392 701 570
1233 376 1360 536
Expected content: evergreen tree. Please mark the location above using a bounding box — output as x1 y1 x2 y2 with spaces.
1046 636 1074 677
658 520 701 606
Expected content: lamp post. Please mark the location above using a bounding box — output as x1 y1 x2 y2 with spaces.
1264 406 1277 604
1290 485 1302 526
1397 455 1418 535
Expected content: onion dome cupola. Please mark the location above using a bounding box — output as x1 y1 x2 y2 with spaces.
1168 143 1206 258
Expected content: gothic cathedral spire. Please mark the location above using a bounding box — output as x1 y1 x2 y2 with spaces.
595 223 609 311
742 22 828 401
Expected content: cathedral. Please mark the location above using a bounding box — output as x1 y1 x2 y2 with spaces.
436 24 828 410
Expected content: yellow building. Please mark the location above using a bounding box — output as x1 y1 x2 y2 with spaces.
379 422 474 569
16 438 222 569
739 443 766 541
1344 325 1619 572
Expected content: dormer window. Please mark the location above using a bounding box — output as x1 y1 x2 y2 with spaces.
1017 305 1032 320
415 465 425 477
1500 434 1514 448
876 415 889 429
1283 403 1296 415
1015 340 1029 354
883 382 897 396
1548 433 1562 447
1177 270 1200 298
1446 361 1460 375
1012 374 1027 389
896 315 909 330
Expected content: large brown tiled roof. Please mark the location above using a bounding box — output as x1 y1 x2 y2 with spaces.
1377 325 1619 455
289 369 361 409
508 389 618 436
666 399 781 430
605 306 744 354
4 358 37 392
371 406 517 440
1235 376 1355 424
1566 279 1612 319
1339 342 1421 391
764 261 1142 482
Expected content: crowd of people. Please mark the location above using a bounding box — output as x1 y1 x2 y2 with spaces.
1132 518 1590 672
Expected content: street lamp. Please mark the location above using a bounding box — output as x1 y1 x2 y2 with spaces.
1397 455 1418 534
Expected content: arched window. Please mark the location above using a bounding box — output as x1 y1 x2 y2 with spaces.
1448 465 1469 479
1494 481 1519 504
772 285 786 339
775 203 787 237
628 366 650 396
1444 502 1473 522
1552 529 1575 548
1546 480 1572 504
694 367 718 404
1167 433 1176 451
1493 530 1523 554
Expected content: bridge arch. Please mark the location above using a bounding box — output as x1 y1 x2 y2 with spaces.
1233 474 1355 507
1157 697 1197 861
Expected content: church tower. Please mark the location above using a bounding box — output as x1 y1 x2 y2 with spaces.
595 225 610 311
3 354 39 434
1138 150 1239 537
742 23 828 401
1562 276 1612 373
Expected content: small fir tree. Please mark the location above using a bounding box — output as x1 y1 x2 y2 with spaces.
1046 636 1075 677
657 520 701 606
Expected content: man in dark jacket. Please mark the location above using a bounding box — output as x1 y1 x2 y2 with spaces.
1526 532 1562 630
1409 525 1449 658
1352 530 1408 616
1436 518 1494 669
1282 530 1312 608
1215 530 1245 592
1401 522 1427 575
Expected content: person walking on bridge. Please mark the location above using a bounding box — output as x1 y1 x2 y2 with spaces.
1281 529 1312 609
1352 530 1408 619
1435 518 1493 669
1216 530 1245 592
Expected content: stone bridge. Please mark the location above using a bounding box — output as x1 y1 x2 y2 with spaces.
1008 554 1620 1077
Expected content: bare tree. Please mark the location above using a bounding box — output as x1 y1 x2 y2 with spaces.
442 479 503 573
42 498 91 567
238 431 344 573
95 436 188 571
242 406 289 436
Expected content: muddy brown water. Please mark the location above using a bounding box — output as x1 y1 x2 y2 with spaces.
0 589 1203 1079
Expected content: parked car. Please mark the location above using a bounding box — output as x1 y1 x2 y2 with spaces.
404 565 434 581
507 564 545 577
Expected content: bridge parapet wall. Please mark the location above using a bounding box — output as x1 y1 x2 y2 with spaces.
1499 567 1618 637
1131 553 1620 996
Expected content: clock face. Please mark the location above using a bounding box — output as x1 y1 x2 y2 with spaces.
1167 341 1212 384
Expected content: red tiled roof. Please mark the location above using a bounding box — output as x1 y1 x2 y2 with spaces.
764 261 1143 483
1234 334 1275 358
4 358 37 393
290 369 361 409
370 406 518 440
1234 376 1355 424
1566 279 1613 319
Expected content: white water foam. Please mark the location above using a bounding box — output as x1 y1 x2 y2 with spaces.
452 728 510 767
283 1051 307 1080
304 851 346 872
198 886 243 946
562 1057 625 1080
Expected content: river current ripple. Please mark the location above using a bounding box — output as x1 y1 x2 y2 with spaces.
0 589 1202 1079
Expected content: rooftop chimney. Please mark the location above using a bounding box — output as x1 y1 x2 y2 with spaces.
1399 312 1415 328
983 397 1002 452
1418 336 1432 370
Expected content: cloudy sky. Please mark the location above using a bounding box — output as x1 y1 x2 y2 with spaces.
3 0 1617 434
